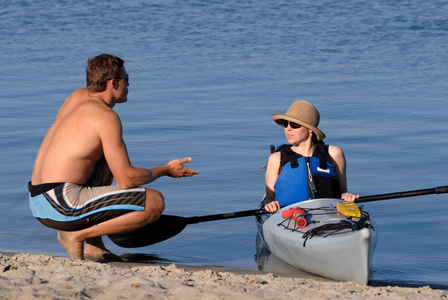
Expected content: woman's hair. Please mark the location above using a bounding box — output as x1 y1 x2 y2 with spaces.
86 54 124 92
311 132 319 143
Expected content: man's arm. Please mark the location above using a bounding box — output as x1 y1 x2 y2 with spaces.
98 110 198 189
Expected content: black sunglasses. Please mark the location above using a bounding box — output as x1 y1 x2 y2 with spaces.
277 120 302 129
108 74 129 84
116 74 129 84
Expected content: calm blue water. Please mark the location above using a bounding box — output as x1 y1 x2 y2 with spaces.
1 0 448 288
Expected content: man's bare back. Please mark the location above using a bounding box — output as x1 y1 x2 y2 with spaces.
32 88 113 185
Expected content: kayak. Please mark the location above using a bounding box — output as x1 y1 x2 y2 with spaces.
256 198 377 284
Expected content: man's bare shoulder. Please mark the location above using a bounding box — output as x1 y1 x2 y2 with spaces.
58 89 118 121
71 88 90 98
73 98 119 123
57 88 94 121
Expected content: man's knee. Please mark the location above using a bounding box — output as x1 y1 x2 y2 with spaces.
145 188 165 217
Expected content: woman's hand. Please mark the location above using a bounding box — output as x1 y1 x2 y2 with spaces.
264 200 281 212
341 192 360 202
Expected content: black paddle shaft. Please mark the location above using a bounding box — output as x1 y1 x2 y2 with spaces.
355 185 448 203
184 208 267 224
108 185 448 248
186 185 448 226
108 209 267 248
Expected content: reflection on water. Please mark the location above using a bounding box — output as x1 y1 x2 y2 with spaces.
254 234 328 280
255 233 448 289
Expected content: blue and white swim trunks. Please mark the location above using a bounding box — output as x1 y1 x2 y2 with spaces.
28 182 146 231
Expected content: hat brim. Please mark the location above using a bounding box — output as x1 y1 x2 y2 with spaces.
272 114 326 140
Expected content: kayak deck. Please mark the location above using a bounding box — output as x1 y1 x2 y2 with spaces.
256 198 377 284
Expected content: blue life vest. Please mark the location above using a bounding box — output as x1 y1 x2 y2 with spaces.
274 143 341 207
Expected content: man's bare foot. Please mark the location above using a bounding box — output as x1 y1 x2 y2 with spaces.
83 236 123 262
57 231 84 259
84 252 124 262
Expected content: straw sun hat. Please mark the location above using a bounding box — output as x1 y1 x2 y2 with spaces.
271 100 326 140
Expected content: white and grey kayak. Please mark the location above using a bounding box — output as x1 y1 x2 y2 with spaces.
256 198 377 285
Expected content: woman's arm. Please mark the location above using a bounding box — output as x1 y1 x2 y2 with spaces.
328 145 359 202
264 152 281 212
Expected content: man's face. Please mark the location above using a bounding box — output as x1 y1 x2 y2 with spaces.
116 67 129 103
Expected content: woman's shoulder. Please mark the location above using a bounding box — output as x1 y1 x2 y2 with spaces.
269 150 281 159
267 151 281 166
327 144 345 160
327 144 342 152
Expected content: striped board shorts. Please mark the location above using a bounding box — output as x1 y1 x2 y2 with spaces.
29 182 146 231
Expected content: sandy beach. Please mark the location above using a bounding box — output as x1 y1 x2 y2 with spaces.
0 252 446 299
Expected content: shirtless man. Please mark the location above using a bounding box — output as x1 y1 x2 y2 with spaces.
29 54 199 260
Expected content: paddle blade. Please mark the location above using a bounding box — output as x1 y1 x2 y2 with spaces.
107 215 187 248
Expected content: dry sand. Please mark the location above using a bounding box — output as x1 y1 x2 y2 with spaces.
1 252 446 299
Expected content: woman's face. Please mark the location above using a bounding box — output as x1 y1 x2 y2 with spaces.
282 121 313 145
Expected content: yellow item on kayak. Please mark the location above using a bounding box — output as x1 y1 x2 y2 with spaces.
336 202 361 218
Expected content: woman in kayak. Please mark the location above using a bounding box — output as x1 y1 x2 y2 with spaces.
264 100 359 213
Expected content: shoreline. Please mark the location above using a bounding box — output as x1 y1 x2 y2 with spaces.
1 252 447 299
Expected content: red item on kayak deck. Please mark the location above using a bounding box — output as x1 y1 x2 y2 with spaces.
281 207 307 228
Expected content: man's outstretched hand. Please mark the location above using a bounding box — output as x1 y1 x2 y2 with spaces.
165 157 199 178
